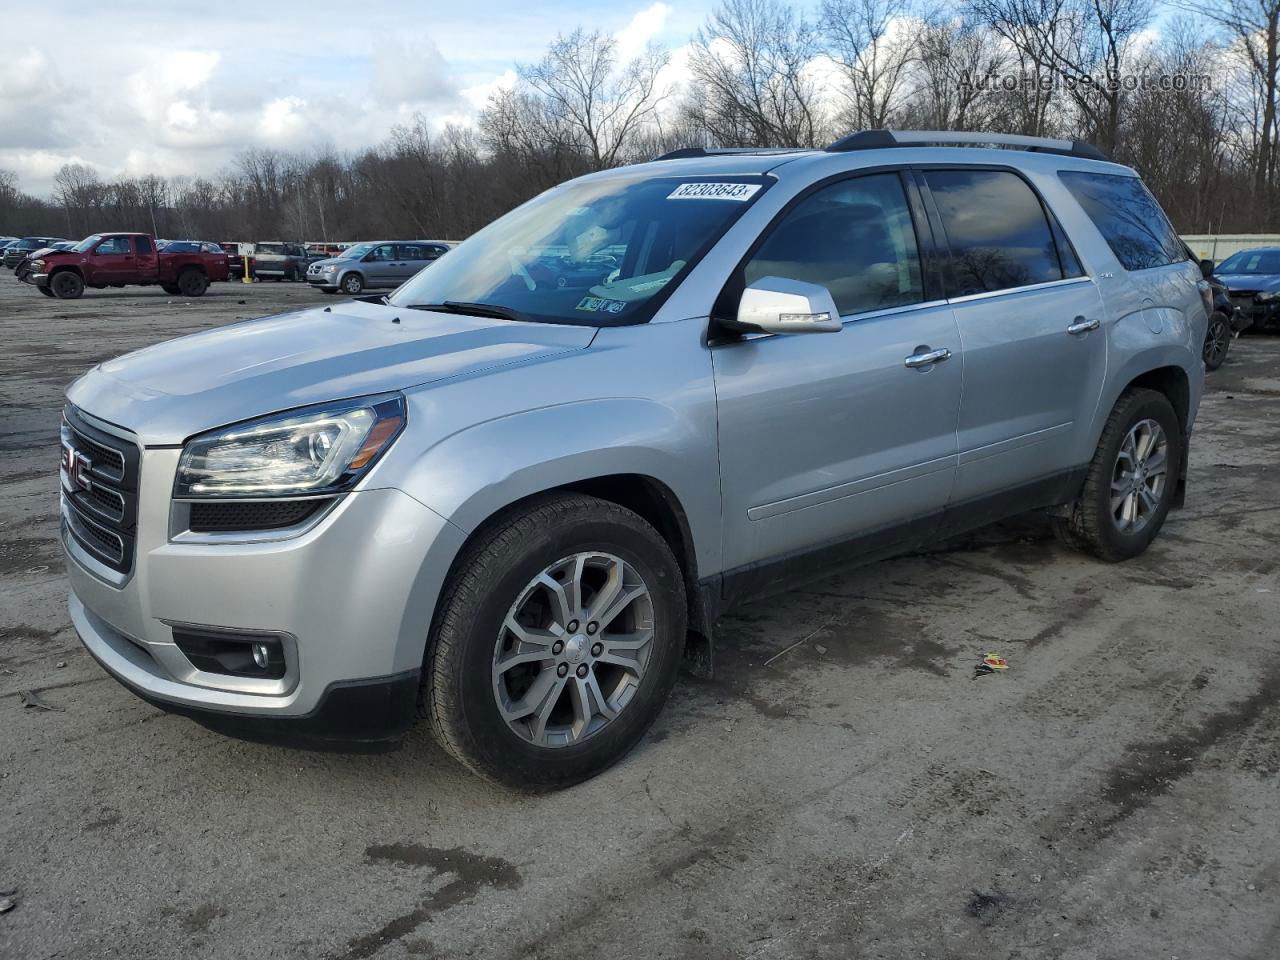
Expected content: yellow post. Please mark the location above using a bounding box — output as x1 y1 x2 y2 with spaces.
242 255 252 284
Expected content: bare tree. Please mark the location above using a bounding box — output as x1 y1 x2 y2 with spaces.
1174 0 1280 203
821 0 920 130
516 28 669 169
683 0 825 147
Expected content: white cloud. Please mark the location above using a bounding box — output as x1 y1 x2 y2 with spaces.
0 1 699 194
462 69 518 111
616 2 672 62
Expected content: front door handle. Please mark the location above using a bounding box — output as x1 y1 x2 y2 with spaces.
904 347 952 368
1067 316 1100 335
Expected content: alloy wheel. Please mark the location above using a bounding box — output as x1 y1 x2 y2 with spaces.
491 552 654 748
1110 418 1168 534
1204 317 1230 367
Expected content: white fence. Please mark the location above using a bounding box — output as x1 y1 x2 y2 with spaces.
1181 235 1280 261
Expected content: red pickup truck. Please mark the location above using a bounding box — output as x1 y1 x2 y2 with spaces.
26 232 230 299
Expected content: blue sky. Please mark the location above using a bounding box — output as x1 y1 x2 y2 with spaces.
1 1 722 194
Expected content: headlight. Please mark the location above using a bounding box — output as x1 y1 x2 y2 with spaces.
31 259 45 270
174 394 405 498
323 265 338 273
1256 291 1280 303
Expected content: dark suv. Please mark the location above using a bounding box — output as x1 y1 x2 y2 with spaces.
4 236 66 269
252 241 309 281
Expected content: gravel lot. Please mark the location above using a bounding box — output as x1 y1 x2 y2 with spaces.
1 275 1278 960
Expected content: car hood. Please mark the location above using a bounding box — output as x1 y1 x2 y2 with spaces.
1215 273 1280 293
307 257 353 270
67 299 597 445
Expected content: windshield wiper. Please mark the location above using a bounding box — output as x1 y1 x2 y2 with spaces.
406 301 534 324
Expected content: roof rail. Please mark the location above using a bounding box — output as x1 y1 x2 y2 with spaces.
651 146 811 162
825 129 1110 161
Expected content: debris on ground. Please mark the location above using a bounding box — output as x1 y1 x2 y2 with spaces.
0 894 16 914
972 653 1009 680
18 690 63 711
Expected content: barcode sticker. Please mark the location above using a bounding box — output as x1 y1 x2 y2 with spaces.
667 182 761 201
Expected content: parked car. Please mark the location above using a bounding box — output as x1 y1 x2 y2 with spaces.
61 130 1205 789
159 240 226 255
305 240 451 294
251 241 309 281
4 235 66 269
26 232 230 298
1210 247 1280 333
1199 264 1250 370
13 240 76 282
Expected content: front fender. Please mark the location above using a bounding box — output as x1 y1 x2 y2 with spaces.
384 396 723 579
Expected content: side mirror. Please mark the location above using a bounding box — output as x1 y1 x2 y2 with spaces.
1200 258 1214 278
733 276 842 335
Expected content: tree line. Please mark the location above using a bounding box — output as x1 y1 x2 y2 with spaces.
2 0 1278 243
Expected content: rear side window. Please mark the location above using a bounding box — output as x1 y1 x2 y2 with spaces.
400 244 427 260
743 172 924 317
1059 171 1186 272
925 169 1064 296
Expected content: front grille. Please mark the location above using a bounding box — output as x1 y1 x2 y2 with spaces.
188 499 327 533
62 406 140 575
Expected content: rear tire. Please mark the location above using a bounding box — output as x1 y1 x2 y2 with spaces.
423 493 686 791
1203 312 1232 371
177 268 208 297
1052 388 1182 562
50 271 84 299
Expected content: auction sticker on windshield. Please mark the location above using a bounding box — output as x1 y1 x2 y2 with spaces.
667 182 762 201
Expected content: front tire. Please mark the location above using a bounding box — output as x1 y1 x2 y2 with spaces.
1052 388 1182 562
341 272 364 295
50 271 84 299
423 493 687 791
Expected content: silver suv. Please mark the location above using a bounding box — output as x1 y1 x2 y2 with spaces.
62 131 1207 790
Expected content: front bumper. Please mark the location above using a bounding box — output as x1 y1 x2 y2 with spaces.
64 429 467 745
306 273 338 289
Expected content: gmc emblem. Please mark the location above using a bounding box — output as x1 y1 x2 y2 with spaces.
61 443 92 492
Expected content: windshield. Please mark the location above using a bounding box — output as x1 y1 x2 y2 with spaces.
341 242 376 260
74 235 102 253
1217 250 1280 275
388 174 770 325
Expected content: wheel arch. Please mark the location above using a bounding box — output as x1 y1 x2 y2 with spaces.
1089 360 1195 509
48 263 83 280
424 474 716 681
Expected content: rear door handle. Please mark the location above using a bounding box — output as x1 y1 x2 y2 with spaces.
1067 316 1100 335
903 347 952 368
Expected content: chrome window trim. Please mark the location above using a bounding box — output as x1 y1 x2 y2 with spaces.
947 275 1094 305
719 297 952 345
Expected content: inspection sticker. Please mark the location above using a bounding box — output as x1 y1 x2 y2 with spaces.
667 182 761 201
576 296 627 314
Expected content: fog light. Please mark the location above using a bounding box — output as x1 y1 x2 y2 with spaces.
252 642 270 669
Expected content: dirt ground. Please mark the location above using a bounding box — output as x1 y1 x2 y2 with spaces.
1 275 1278 960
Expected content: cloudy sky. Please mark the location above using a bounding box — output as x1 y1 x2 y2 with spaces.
1 1 717 196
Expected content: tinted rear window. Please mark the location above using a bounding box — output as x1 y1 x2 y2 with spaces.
925 169 1065 296
1059 171 1186 272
